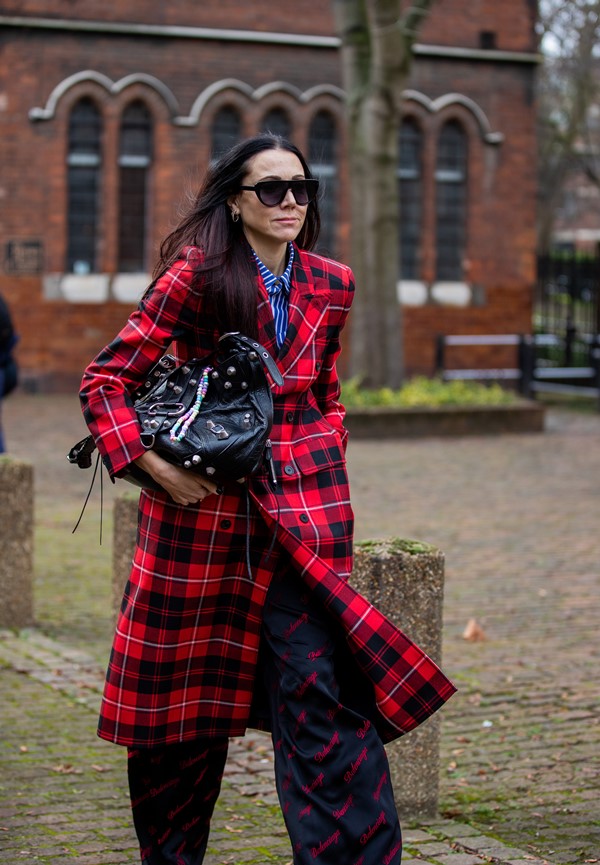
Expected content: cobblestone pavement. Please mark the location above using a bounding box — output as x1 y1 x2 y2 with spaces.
1 394 599 865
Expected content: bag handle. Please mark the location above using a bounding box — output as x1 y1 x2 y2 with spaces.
219 332 284 387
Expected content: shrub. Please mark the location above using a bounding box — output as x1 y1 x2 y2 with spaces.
341 376 518 408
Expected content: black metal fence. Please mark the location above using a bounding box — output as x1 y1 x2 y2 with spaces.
536 252 600 369
433 252 600 409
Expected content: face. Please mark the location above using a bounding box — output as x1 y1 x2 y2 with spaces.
229 148 309 260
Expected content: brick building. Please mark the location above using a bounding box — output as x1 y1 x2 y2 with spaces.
0 1 539 388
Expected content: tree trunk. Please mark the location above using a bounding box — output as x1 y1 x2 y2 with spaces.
334 0 434 388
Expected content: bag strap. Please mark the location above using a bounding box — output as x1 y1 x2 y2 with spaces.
218 332 284 387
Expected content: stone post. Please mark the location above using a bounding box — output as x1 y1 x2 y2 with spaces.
0 457 34 628
352 538 446 818
112 492 139 617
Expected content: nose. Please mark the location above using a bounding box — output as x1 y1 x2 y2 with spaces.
281 187 296 206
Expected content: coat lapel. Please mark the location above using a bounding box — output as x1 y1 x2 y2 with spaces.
256 248 329 381
277 249 329 375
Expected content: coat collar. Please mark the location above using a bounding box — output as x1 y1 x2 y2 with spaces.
257 245 329 382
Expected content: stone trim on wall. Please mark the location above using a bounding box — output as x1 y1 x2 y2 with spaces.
29 71 345 125
397 280 485 307
43 273 150 304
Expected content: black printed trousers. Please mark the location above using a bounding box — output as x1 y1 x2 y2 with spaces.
127 568 402 865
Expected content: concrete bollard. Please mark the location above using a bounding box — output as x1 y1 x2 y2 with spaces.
0 457 34 628
352 538 446 818
112 492 140 617
112 497 447 817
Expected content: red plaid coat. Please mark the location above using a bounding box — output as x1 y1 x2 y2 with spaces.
80 246 455 748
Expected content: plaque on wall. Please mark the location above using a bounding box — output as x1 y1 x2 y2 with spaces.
5 240 44 274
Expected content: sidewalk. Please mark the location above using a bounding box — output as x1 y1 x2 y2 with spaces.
1 394 599 864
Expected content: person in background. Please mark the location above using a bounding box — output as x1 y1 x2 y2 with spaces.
0 292 18 453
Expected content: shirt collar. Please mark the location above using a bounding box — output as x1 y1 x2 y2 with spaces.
253 243 294 296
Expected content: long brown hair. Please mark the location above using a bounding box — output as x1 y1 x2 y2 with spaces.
153 134 321 337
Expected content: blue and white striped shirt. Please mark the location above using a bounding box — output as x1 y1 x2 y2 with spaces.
253 243 294 349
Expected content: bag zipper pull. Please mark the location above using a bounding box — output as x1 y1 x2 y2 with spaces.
265 439 277 487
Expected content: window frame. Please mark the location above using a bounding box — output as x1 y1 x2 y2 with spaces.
117 99 153 273
66 96 102 274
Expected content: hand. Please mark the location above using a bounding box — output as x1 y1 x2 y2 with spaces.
134 451 219 505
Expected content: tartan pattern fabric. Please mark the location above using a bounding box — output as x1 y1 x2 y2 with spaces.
80 245 455 748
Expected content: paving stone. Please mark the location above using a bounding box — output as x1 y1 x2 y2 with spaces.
3 398 600 864
434 855 488 865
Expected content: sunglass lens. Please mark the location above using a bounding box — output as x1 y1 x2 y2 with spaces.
291 182 309 205
294 179 319 205
256 181 287 206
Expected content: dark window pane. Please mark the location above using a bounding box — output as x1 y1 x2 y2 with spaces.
118 168 147 272
309 111 337 257
118 101 152 272
211 106 241 159
261 108 291 139
435 121 467 281
67 98 101 273
120 100 152 159
68 97 101 156
398 119 423 280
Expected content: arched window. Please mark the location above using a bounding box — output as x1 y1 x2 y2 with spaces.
309 110 338 256
211 106 241 160
260 107 291 139
67 97 102 273
118 100 153 272
435 120 468 281
398 118 423 280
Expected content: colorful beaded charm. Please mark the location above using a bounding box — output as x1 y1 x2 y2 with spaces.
169 366 213 442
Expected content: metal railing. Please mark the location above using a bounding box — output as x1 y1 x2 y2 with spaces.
434 333 600 410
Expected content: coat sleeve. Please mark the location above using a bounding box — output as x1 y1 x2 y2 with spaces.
79 254 208 478
311 265 355 450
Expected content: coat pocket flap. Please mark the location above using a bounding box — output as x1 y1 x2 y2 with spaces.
291 434 345 476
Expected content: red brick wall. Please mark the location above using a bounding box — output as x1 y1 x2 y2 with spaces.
0 0 337 37
0 1 538 387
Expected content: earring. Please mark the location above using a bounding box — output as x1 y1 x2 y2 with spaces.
231 210 240 223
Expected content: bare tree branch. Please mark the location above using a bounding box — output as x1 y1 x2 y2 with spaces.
537 0 600 249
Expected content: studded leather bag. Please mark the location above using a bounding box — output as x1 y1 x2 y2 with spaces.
68 332 284 492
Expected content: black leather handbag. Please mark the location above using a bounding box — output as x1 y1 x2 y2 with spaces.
68 332 284 492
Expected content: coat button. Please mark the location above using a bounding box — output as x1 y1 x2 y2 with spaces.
286 411 294 423
315 362 321 371
220 519 232 529
284 465 295 476
299 513 309 523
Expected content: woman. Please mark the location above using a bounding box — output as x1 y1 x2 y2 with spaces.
80 134 454 865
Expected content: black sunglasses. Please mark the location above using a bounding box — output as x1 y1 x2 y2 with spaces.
239 178 319 207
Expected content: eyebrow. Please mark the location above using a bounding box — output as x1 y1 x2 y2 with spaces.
252 174 307 182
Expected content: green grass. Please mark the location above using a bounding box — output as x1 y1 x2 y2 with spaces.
341 376 518 408
33 500 116 662
537 391 599 414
